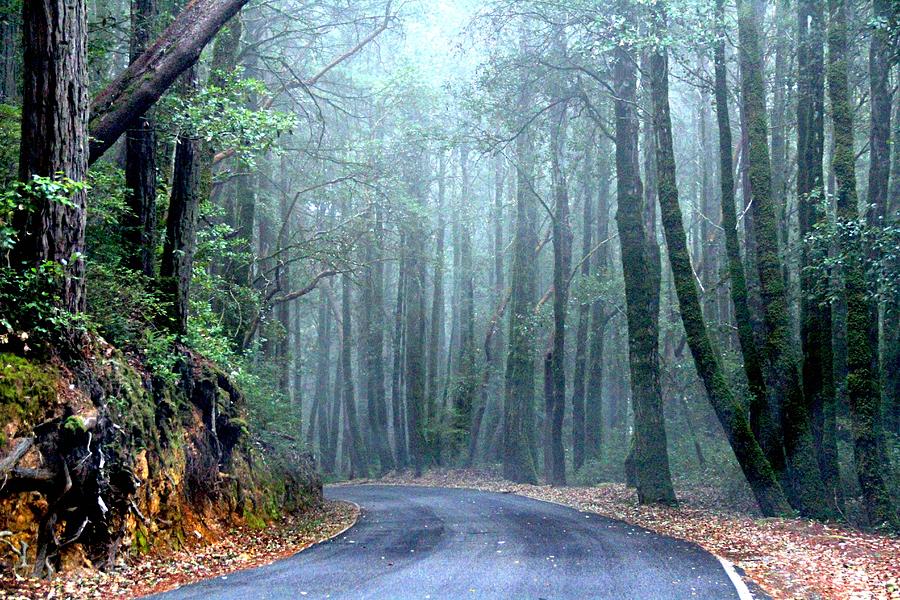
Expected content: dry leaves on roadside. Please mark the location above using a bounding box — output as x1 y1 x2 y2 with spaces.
0 500 357 600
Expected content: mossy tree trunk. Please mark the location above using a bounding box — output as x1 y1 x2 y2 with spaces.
612 39 675 506
426 153 447 462
650 2 792 517
712 0 783 480
737 0 830 518
827 0 897 528
391 239 409 469
797 0 839 506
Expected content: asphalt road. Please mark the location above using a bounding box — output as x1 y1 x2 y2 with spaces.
153 484 755 599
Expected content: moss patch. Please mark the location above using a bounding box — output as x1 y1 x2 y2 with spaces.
0 353 57 432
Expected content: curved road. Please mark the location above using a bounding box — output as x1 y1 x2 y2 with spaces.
154 485 758 599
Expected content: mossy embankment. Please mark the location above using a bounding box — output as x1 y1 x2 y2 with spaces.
0 341 321 577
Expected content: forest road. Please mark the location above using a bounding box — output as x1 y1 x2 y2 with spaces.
152 484 760 599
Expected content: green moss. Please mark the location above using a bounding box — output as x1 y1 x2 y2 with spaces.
63 415 86 435
0 353 58 430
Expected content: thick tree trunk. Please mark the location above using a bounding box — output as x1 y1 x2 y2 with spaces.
88 0 250 163
613 42 675 506
797 0 839 505
159 68 202 336
885 90 900 437
737 0 829 518
12 0 89 315
651 5 791 517
827 0 897 528
503 75 539 484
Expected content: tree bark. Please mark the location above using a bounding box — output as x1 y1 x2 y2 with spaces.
503 70 540 485
827 0 897 528
797 0 839 505
585 147 611 464
12 0 89 315
122 0 158 278
340 212 367 477
404 168 428 477
651 3 792 517
737 0 830 518
613 41 675 506
571 133 594 472
159 67 201 336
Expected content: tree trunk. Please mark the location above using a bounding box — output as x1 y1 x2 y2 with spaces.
503 70 539 484
391 239 409 469
367 197 394 474
159 67 201 336
313 289 333 471
404 169 428 477
713 0 783 479
585 148 611 464
12 0 89 315
546 92 571 486
571 133 594 472
827 0 897 528
737 0 830 518
613 41 675 506
797 0 839 505
426 154 447 462
340 221 367 477
650 3 791 517
122 0 158 278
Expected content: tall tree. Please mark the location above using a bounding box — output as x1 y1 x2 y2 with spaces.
737 0 829 518
503 57 539 484
651 1 791 517
827 0 897 527
11 0 89 315
797 0 838 504
122 0 158 277
546 89 571 486
612 37 675 505
159 67 202 336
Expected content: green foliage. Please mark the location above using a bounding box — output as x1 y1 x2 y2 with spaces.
85 163 132 266
803 204 900 305
162 68 296 169
0 103 20 186
0 353 56 432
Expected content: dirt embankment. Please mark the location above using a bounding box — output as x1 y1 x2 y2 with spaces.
0 341 321 581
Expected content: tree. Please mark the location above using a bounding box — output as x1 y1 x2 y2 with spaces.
797 0 838 504
612 35 675 506
826 0 897 528
11 0 89 315
503 52 540 484
737 0 829 518
651 0 791 517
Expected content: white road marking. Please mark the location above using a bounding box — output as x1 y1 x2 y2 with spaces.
716 556 755 600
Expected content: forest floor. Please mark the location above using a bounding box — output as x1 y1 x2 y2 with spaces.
358 468 900 600
0 500 358 600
